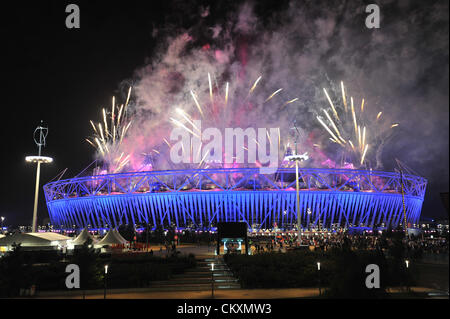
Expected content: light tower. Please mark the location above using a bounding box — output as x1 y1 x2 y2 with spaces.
26 121 53 233
286 120 309 243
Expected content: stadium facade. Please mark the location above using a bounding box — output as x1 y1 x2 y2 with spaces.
43 168 427 230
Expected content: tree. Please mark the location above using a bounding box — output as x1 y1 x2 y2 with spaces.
70 238 103 293
324 248 388 298
0 244 32 297
118 223 135 242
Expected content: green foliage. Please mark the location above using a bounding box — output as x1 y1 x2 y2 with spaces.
118 224 136 242
104 252 197 288
69 238 103 290
0 244 32 297
323 248 389 298
30 262 67 291
0 240 197 294
224 250 321 288
106 262 170 288
0 245 68 296
225 247 412 298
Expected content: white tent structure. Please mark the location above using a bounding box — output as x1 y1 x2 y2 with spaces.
95 229 128 250
0 232 71 252
69 228 97 248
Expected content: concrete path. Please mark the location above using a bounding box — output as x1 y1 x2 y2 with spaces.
35 287 443 299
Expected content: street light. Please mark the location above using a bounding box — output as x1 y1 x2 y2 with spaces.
146 223 149 252
104 265 109 299
26 122 53 233
317 262 321 297
286 152 309 244
211 262 215 299
404 259 410 291
1 216 4 230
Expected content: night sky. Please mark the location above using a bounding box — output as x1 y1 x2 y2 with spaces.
0 0 448 227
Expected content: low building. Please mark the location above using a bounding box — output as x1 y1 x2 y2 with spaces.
0 232 71 253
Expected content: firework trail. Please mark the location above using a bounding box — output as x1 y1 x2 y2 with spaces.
169 74 299 170
316 81 399 168
87 71 304 174
86 87 133 173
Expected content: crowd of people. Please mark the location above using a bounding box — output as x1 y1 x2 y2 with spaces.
248 231 448 257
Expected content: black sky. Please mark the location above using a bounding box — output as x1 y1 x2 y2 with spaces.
0 0 448 227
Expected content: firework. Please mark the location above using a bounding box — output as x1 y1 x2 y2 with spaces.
317 116 342 145
103 108 108 137
197 150 210 168
360 144 369 165
190 90 204 117
163 138 172 147
317 82 398 168
170 117 200 138
266 130 272 145
208 72 213 104
225 82 229 106
166 73 298 170
176 108 201 132
351 97 358 136
280 97 299 110
249 76 262 94
88 74 299 174
341 81 347 112
323 88 339 120
86 87 133 173
265 88 283 102
376 112 382 121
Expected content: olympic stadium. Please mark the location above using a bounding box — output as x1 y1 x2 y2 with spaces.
43 167 427 231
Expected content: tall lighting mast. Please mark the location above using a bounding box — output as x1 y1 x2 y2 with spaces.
26 121 53 233
286 120 309 243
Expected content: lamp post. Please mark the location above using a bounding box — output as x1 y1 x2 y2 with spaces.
317 261 321 297
26 122 53 233
399 171 408 237
286 152 309 244
211 262 215 298
146 223 149 252
405 259 410 291
1 216 4 231
104 265 108 299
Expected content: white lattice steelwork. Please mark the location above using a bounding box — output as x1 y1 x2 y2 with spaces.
43 168 427 230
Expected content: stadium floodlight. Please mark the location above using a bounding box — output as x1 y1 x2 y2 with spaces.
286 152 309 243
25 156 53 163
26 121 53 233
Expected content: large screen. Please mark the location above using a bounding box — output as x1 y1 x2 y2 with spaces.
217 222 247 238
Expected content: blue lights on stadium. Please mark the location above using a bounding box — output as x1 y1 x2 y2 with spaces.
43 168 427 230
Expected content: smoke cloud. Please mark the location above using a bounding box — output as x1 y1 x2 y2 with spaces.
99 0 448 215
